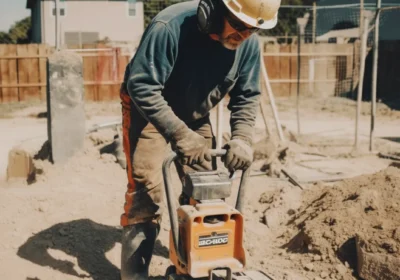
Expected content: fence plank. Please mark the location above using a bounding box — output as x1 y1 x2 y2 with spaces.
28 44 40 100
0 45 4 102
97 44 113 101
3 45 19 102
82 44 97 101
16 45 29 101
279 44 290 97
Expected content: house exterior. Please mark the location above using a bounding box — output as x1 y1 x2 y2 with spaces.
315 0 400 41
316 27 359 44
26 0 144 47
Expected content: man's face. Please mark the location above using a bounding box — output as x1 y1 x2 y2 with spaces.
213 9 260 50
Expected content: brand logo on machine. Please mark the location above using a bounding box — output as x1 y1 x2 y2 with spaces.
198 232 228 247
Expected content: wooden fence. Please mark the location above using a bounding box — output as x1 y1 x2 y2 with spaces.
0 44 131 103
0 44 48 103
262 42 359 98
1 41 399 104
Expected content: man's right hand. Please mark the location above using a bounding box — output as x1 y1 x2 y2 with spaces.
172 126 211 165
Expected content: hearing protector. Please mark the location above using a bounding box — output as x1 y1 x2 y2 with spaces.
197 0 225 34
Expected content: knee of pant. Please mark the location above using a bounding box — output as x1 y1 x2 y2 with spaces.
131 167 163 192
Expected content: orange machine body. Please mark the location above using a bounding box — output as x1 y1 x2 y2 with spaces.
169 199 246 278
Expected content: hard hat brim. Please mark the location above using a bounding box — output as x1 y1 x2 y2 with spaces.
236 11 278 30
222 0 279 30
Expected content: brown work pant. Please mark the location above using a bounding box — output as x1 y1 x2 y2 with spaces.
120 91 216 227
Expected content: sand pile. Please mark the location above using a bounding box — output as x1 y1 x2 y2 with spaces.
262 166 400 280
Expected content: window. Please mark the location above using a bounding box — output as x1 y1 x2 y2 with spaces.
65 32 100 47
52 0 66 17
128 0 136 17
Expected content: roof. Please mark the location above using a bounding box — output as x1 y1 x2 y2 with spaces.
26 0 36 9
316 28 359 42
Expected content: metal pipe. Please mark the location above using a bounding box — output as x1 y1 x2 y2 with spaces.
360 0 364 38
296 25 301 136
354 16 370 149
370 0 381 151
216 101 224 149
380 6 400 11
312 1 317 44
55 0 60 50
162 152 189 266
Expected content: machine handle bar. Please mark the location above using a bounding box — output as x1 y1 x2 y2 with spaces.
162 149 251 267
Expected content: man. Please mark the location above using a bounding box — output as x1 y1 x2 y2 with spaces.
119 0 281 278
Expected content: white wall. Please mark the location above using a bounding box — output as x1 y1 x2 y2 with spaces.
42 1 144 47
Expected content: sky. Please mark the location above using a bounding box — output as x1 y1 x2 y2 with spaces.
0 0 30 32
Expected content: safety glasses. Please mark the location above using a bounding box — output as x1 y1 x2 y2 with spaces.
224 9 260 34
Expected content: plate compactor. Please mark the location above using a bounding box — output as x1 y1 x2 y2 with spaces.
162 149 275 280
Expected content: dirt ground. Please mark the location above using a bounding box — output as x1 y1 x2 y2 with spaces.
0 96 399 280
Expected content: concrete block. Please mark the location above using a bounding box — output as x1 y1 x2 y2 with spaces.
47 50 85 164
356 234 400 280
7 148 34 180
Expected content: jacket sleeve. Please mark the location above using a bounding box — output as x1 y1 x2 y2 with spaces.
126 22 186 140
227 36 261 146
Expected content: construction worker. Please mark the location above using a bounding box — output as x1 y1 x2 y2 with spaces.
119 0 281 278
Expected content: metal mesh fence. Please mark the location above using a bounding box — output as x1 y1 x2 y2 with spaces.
258 2 400 154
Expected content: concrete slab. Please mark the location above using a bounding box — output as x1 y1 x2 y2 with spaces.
47 50 85 164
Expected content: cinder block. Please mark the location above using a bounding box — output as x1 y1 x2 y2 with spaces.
7 148 34 180
47 50 85 164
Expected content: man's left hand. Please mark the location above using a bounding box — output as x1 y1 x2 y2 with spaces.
222 139 253 172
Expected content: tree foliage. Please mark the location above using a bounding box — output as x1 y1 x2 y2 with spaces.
259 0 314 37
0 32 12 44
0 16 31 44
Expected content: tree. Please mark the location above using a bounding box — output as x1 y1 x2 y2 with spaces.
0 16 31 44
0 32 12 44
259 0 314 37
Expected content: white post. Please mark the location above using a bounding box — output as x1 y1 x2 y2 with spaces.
259 45 285 142
369 0 381 152
354 15 370 149
55 0 60 50
309 59 315 93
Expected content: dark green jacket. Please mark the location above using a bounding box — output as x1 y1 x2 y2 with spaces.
122 0 261 144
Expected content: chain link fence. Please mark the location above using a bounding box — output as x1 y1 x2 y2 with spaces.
257 2 400 155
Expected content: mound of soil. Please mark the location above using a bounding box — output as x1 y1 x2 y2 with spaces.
279 166 400 279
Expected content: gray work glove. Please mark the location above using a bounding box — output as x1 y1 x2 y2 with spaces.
222 139 253 172
172 126 211 165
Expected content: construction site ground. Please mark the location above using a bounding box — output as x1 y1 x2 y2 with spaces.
0 96 399 280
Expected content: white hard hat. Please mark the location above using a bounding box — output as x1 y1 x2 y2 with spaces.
221 0 281 29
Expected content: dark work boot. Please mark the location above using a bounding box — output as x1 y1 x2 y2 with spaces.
120 222 160 280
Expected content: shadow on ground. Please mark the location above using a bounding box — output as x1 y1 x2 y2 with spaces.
17 219 169 280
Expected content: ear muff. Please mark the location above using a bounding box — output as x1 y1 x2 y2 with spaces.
197 0 224 34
